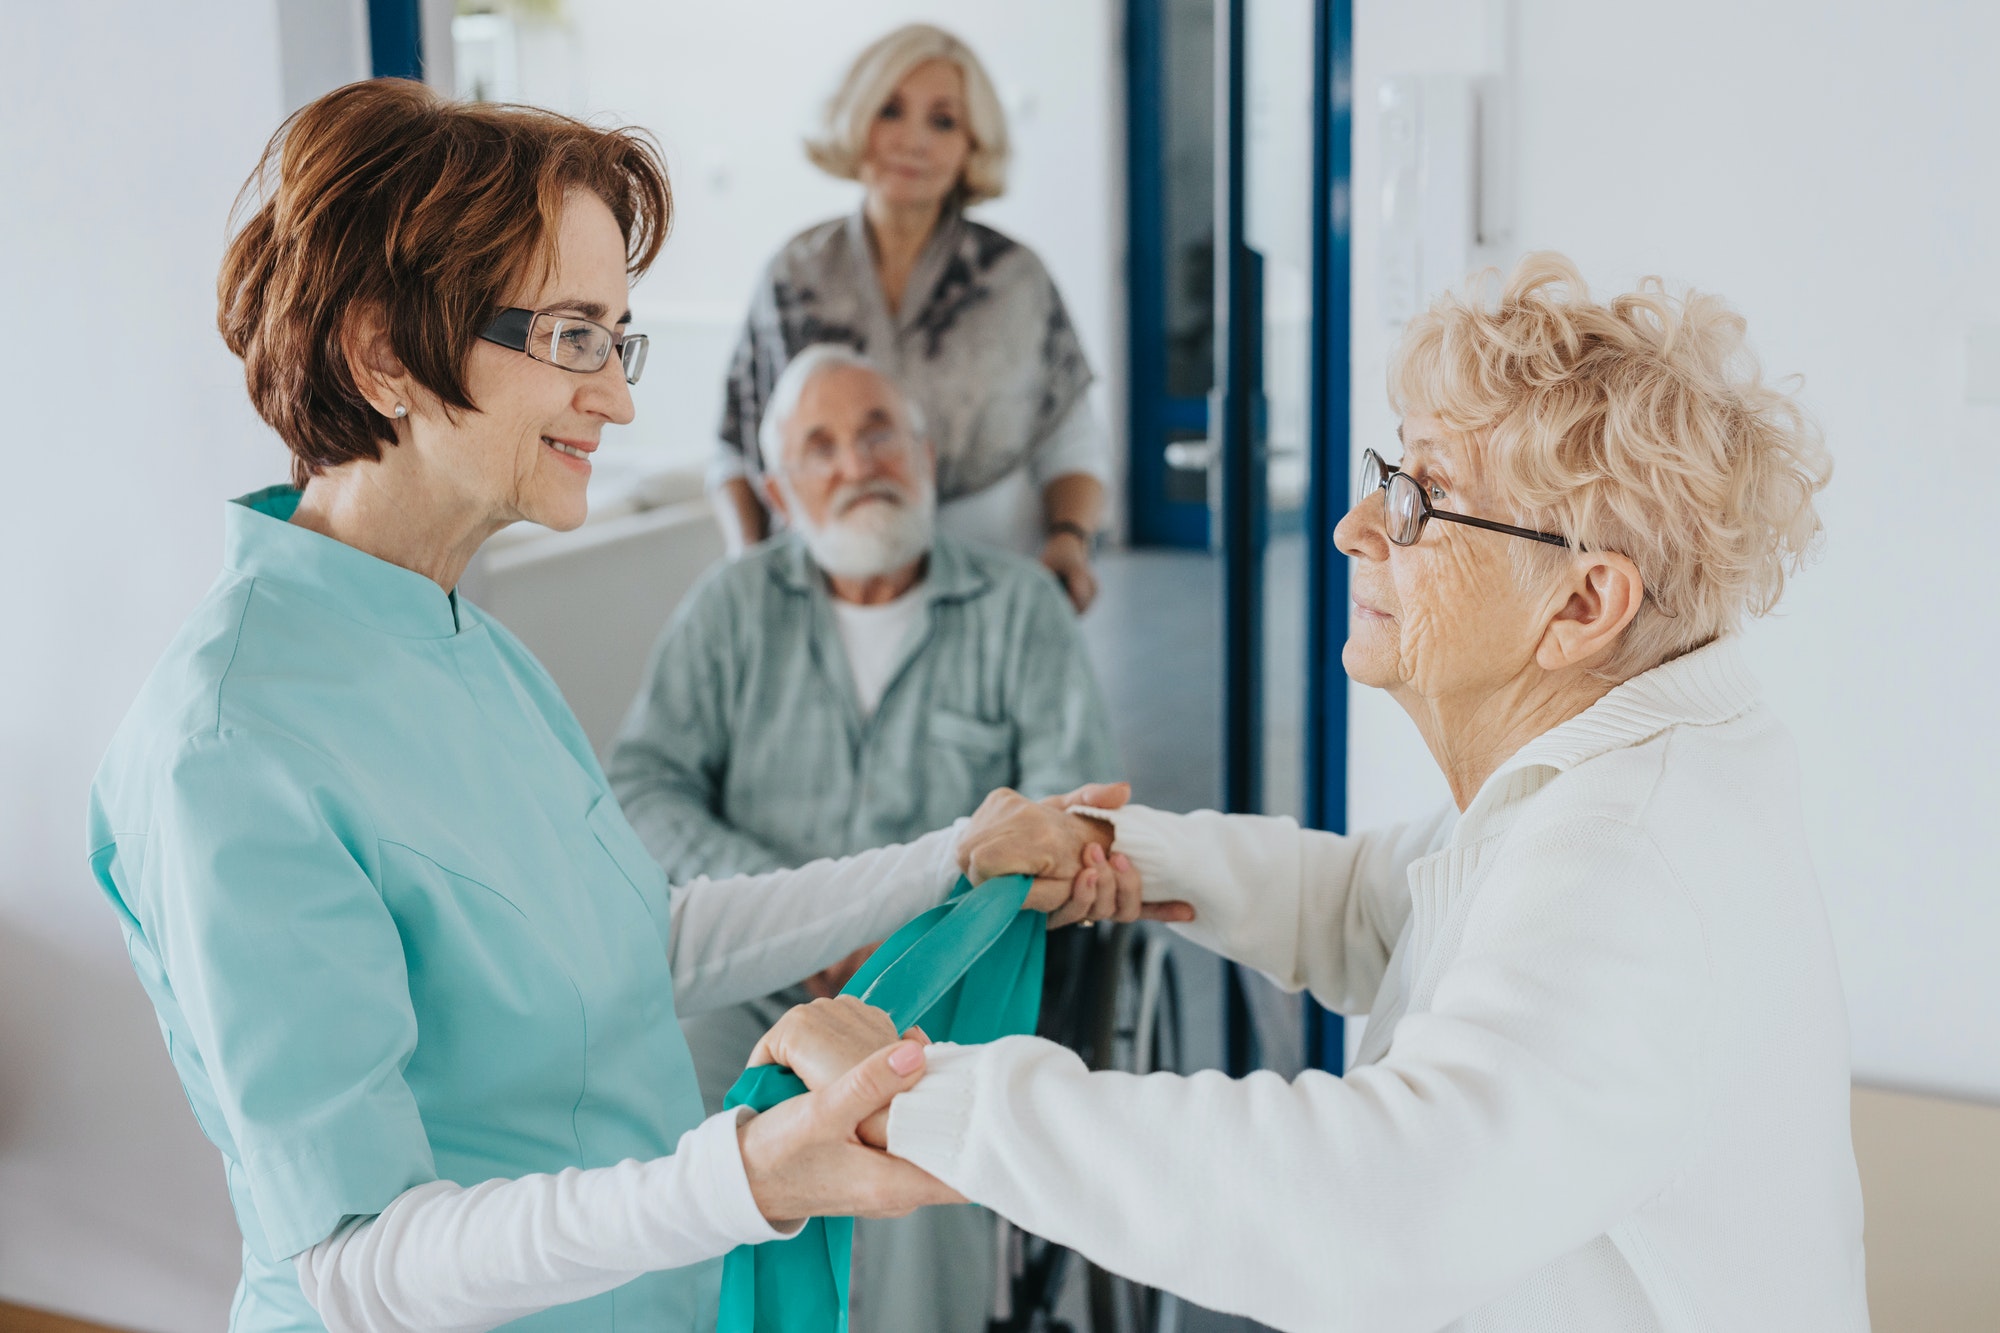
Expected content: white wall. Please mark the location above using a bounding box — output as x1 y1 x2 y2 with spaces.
1347 0 2000 1100
0 2 294 1325
480 0 1127 528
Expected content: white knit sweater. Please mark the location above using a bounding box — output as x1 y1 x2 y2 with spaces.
887 638 1870 1332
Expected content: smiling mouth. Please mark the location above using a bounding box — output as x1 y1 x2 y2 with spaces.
544 437 593 461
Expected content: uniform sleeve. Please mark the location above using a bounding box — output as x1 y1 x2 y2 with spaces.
605 576 790 883
144 727 436 1260
1003 570 1120 799
888 818 1711 1333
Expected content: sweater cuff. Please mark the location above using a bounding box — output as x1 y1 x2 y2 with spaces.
884 1042 982 1183
1069 804 1183 902
686 1108 805 1245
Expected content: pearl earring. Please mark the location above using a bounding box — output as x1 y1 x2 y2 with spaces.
392 404 408 419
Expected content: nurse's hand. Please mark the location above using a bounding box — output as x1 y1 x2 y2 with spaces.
736 1041 966 1225
959 782 1123 886
750 997 922 1090
749 997 930 1146
959 783 1194 928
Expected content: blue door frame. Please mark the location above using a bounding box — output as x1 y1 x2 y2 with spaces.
1302 0 1356 1074
1215 0 1259 823
1123 2 1211 549
368 0 425 80
1190 0 1353 1076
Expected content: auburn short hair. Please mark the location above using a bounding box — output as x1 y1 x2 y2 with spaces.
218 80 671 487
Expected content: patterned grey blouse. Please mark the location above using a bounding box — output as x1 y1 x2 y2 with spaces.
716 207 1096 504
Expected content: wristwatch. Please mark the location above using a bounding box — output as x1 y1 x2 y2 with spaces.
1048 520 1094 545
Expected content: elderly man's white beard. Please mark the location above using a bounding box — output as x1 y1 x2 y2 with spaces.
786 477 937 580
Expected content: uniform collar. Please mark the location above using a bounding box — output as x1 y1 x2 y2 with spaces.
224 485 464 640
769 530 991 606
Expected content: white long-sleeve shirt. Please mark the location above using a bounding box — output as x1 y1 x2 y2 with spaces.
887 637 1870 1333
935 398 1113 558
298 825 964 1332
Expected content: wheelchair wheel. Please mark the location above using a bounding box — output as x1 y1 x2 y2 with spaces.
991 922 1186 1333
1085 923 1184 1333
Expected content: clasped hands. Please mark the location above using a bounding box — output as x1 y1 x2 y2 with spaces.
737 780 1193 1226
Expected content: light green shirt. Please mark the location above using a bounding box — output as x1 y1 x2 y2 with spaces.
607 533 1117 882
88 487 713 1332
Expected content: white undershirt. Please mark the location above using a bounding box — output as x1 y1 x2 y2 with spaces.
831 582 928 718
934 398 1111 558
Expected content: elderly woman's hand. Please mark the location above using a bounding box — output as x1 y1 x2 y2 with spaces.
959 782 1194 927
736 1040 966 1226
1046 840 1165 929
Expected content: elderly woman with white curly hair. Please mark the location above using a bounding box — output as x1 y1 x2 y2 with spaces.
760 254 1870 1332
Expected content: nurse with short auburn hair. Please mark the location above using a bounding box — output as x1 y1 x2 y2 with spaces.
86 80 1127 1333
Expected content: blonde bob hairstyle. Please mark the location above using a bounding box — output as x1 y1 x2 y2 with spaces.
805 23 1010 205
1390 253 1832 682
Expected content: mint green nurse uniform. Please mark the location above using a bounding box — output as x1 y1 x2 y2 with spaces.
87 487 715 1332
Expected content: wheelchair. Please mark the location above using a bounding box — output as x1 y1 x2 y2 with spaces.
986 918 1187 1333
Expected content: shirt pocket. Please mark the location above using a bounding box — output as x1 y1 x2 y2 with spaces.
930 708 1014 756
926 710 1018 808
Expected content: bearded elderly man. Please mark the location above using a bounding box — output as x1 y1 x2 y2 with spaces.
606 343 1117 1333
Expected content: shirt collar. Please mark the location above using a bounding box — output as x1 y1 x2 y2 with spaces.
770 530 989 606
223 485 463 639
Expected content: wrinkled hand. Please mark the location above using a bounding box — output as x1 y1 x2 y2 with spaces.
750 996 932 1147
1040 531 1098 614
958 782 1194 928
737 1041 966 1226
1045 838 1191 929
957 782 1125 888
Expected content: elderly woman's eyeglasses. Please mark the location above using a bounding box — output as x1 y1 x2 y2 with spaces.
1355 448 1569 549
480 308 649 385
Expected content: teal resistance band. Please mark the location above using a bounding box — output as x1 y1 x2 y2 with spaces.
717 874 1045 1333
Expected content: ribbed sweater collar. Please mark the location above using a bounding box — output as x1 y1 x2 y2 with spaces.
1463 637 1761 823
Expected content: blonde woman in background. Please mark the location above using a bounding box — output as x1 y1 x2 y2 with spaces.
709 23 1110 611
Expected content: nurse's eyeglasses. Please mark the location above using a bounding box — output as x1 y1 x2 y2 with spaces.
479 307 649 385
1355 447 1569 549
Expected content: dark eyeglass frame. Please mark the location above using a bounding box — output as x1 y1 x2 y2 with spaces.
1357 447 1570 548
479 307 649 385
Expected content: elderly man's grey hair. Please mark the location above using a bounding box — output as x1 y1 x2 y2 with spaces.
756 344 926 473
